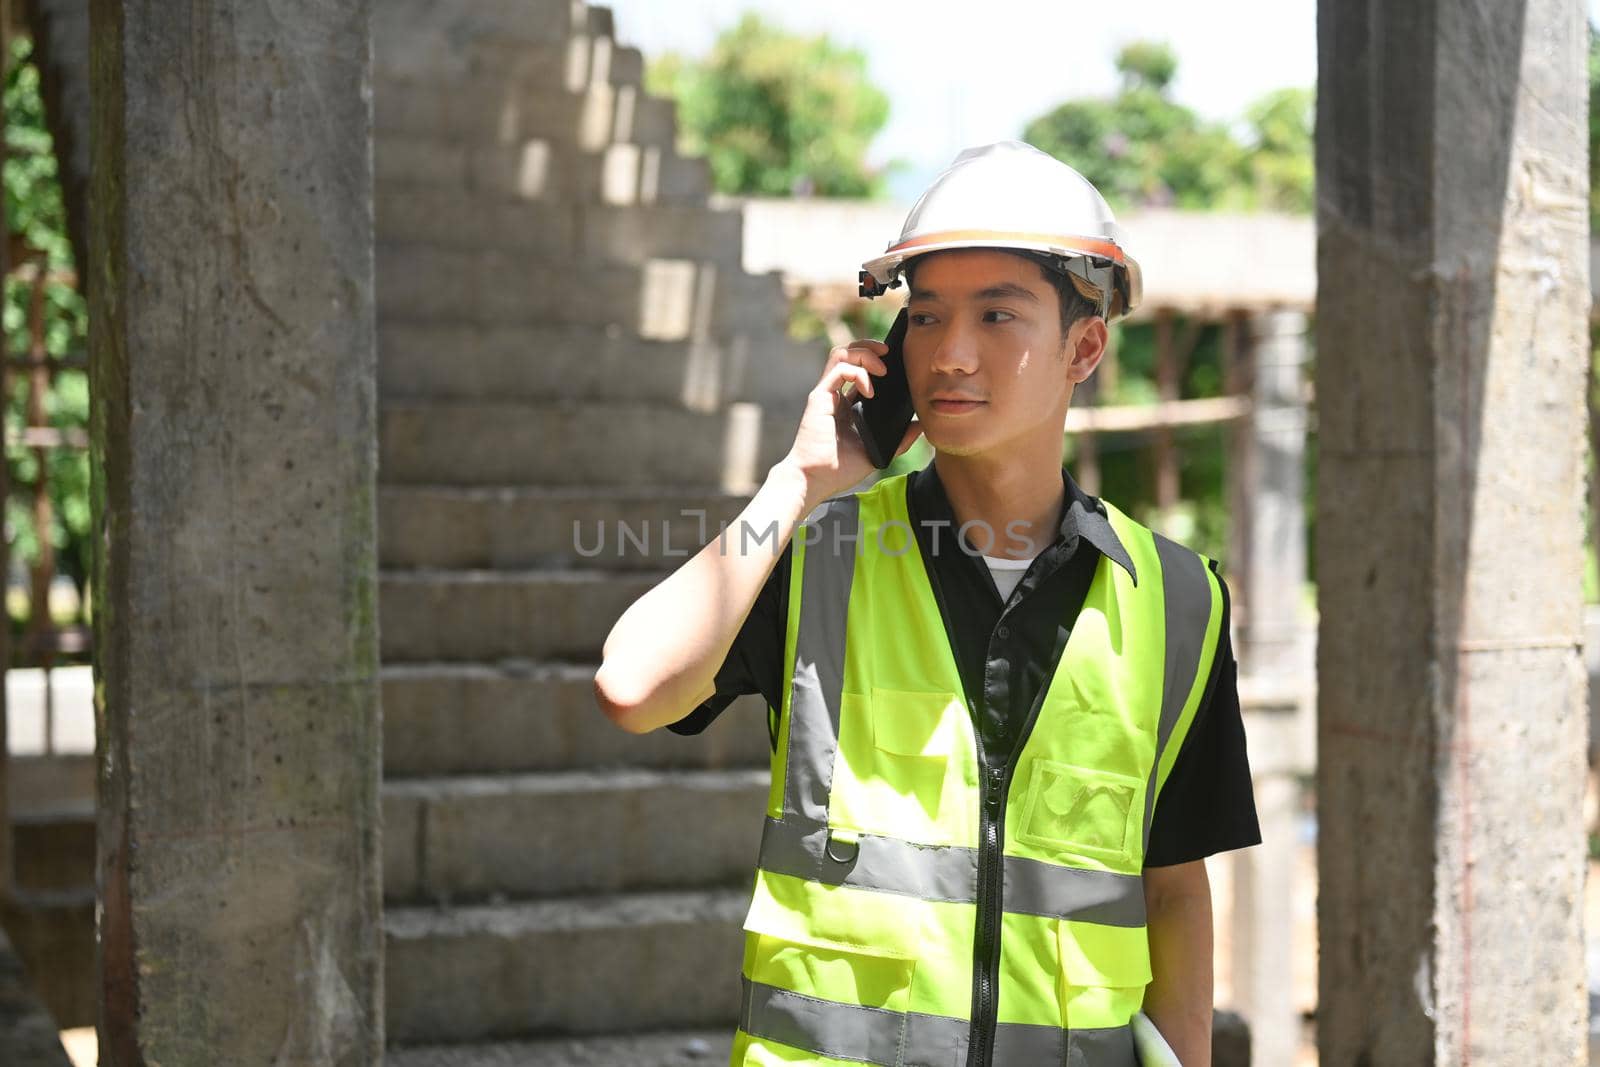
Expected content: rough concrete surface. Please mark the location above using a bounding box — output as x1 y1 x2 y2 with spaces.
88 0 382 1062
384 889 747 1044
378 663 769 776
1316 0 1590 1062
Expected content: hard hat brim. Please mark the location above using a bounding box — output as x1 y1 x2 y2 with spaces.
861 229 1142 321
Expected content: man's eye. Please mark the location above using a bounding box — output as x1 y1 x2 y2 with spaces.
984 310 1016 323
908 313 936 326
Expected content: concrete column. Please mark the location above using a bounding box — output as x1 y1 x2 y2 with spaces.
1238 310 1309 680
1228 688 1304 1067
88 2 381 1064
1316 1 1589 1063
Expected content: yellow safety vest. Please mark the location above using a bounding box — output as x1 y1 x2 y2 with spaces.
732 474 1224 1067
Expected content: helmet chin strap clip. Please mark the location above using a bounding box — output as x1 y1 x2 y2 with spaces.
859 270 901 300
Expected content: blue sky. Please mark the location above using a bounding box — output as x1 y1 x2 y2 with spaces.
604 1 1600 201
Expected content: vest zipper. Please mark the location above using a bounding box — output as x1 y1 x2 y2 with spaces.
967 661 1062 1066
967 755 1008 1066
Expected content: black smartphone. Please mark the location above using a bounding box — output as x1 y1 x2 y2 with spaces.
849 308 914 469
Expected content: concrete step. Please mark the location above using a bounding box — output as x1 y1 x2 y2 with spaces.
381 662 771 777
376 242 787 339
379 569 659 663
376 76 676 154
373 0 585 58
375 135 713 207
377 320 762 408
383 767 768 903
376 36 646 97
377 399 793 490
385 888 746 1045
376 188 744 268
387 1030 734 1067
377 485 748 570
12 800 93 894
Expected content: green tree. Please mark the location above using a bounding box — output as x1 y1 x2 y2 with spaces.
1114 40 1178 94
646 14 891 197
1022 41 1245 211
1240 86 1314 214
1022 40 1313 215
4 35 91 635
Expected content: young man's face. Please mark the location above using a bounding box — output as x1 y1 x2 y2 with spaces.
903 248 1105 461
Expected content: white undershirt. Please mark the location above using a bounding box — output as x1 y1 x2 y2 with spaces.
981 552 1040 603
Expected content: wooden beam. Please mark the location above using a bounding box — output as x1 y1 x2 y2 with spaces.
1065 394 1252 434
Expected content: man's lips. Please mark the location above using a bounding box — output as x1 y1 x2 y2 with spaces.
929 395 986 414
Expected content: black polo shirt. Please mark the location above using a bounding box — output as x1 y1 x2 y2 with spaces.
670 464 1261 867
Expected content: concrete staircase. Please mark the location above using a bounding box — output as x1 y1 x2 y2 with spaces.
7 0 814 1057
372 1 809 1060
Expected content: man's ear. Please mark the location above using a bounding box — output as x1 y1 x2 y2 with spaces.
1065 317 1109 384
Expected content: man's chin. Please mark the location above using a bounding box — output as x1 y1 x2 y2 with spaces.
922 431 993 460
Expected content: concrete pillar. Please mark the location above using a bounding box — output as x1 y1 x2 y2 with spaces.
1229 688 1304 1067
88 2 381 1064
1316 1 1589 1063
1237 310 1309 680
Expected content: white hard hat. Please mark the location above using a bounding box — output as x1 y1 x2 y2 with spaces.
859 140 1143 321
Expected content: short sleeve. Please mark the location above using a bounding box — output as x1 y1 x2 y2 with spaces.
1143 581 1262 867
666 543 791 738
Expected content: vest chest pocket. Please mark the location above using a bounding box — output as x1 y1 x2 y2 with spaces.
829 688 975 848
1017 759 1144 871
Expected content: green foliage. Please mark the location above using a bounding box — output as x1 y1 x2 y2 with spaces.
4 35 92 633
1115 41 1178 94
1022 40 1312 214
1590 24 1600 231
1241 87 1315 214
1076 320 1235 561
646 14 891 198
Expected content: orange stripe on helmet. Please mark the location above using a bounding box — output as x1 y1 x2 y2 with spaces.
886 229 1125 265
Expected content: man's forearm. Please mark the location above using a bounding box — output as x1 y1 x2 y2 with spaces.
1142 860 1214 1066
594 461 812 733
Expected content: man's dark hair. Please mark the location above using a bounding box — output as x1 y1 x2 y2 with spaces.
903 248 1103 341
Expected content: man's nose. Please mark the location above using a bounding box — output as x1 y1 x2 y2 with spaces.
928 320 980 375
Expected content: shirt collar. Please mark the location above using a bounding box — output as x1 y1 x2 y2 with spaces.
1059 469 1137 585
907 463 1137 585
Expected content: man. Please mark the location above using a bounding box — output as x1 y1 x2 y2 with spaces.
595 141 1260 1067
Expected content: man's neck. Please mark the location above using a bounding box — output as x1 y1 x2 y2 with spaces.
931 445 1065 560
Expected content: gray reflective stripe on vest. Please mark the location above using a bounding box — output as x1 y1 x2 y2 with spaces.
781 496 860 824
1141 534 1214 854
741 979 1136 1066
1003 851 1144 926
758 816 1145 927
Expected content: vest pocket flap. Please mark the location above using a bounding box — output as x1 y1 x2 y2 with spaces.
870 688 963 757
743 921 918 1014
1058 922 1153 990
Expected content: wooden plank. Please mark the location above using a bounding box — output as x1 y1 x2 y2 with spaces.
1064 394 1251 434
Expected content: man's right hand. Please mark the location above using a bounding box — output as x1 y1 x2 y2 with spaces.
778 339 924 514
595 339 925 735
